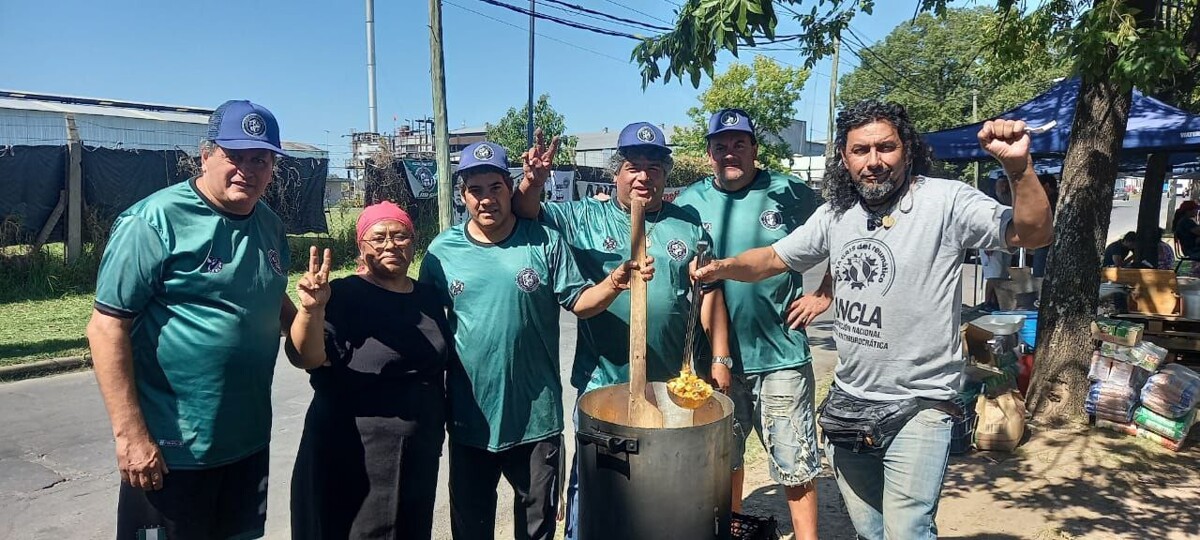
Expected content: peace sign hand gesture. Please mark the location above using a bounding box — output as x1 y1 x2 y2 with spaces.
522 127 561 188
297 246 333 311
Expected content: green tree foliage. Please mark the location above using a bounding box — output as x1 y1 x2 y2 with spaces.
666 153 713 188
673 55 809 170
634 1 1189 95
485 94 578 166
837 7 1070 133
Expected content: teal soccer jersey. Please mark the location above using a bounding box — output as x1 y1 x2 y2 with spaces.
540 198 712 391
419 219 590 451
674 169 820 373
93 178 289 468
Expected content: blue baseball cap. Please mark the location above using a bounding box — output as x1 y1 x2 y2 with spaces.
617 122 671 154
456 141 510 176
706 108 756 140
206 100 286 155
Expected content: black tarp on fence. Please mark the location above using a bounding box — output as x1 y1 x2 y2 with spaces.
0 146 68 242
0 145 328 243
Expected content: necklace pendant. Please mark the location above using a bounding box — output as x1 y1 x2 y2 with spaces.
881 215 896 229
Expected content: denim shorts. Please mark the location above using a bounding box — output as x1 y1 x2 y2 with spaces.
729 364 821 487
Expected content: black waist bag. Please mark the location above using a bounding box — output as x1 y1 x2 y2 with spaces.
818 385 959 455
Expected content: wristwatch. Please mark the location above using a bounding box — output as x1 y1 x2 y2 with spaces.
711 356 734 369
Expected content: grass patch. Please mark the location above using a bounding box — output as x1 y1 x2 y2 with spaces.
0 293 95 366
0 252 427 369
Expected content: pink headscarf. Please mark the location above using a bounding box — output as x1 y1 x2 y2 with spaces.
356 201 415 242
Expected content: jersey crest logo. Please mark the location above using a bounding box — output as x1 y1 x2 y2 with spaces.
636 126 656 143
449 279 465 298
473 143 494 160
268 249 284 276
834 238 896 295
242 113 267 137
203 256 224 274
759 210 783 230
516 268 541 292
667 239 688 261
602 236 618 252
702 222 713 233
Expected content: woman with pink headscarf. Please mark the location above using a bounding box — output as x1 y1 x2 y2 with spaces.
286 201 450 539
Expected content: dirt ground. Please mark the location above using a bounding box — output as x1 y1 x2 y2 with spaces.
740 425 1200 539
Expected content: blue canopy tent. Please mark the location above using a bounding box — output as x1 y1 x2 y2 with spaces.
924 78 1200 161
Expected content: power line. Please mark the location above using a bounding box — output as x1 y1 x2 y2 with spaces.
540 0 671 32
475 0 643 39
600 0 675 26
445 0 632 63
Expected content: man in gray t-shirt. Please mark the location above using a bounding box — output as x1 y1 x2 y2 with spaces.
693 100 1053 540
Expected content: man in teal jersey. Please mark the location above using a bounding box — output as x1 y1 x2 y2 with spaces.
674 108 832 539
86 100 296 539
513 123 732 539
420 141 650 540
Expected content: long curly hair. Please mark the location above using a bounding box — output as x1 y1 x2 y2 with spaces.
823 101 931 215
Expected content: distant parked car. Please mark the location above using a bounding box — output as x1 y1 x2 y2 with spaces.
1114 187 1129 201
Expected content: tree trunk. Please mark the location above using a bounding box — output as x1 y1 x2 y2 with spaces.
1135 153 1171 263
1027 78 1133 426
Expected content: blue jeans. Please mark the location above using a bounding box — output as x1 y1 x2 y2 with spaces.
729 365 821 486
824 407 953 540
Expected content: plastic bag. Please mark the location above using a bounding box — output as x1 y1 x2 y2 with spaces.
1140 364 1200 419
975 391 1026 451
1133 406 1197 442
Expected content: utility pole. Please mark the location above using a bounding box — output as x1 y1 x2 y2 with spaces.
365 0 379 133
429 0 453 230
526 0 536 148
824 36 840 161
972 89 980 189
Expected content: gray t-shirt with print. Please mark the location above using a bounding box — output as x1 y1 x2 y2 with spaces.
773 177 1013 401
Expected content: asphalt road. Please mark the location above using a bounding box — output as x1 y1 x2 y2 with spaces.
0 266 835 540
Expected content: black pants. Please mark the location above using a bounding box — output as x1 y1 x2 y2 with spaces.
449 436 563 540
290 394 446 540
116 448 269 540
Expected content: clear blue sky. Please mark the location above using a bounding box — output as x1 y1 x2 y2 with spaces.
1 0 970 172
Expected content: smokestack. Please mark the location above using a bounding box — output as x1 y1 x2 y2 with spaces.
365 0 379 133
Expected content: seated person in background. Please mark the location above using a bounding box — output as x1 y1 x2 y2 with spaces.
1157 228 1176 270
1174 200 1200 259
1103 232 1136 267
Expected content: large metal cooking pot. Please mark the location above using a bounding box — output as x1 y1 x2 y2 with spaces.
576 381 734 540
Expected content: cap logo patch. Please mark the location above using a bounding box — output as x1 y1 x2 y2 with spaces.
242 113 267 137
636 126 656 143
667 239 688 261
473 144 494 160
721 112 740 127
516 268 541 293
